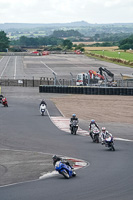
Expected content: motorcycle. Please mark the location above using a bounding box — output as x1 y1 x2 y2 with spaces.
104 135 115 151
90 127 100 143
70 120 78 135
55 161 76 179
40 104 46 116
2 100 8 107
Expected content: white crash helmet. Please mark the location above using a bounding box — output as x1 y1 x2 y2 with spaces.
102 127 106 132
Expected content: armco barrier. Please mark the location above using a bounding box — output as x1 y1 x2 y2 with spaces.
39 86 133 96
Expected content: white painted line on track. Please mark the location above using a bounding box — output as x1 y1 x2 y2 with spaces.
114 137 133 142
14 56 17 79
0 56 11 78
41 61 57 75
0 56 4 62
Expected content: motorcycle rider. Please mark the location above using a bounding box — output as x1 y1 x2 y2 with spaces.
40 99 47 107
100 127 112 144
89 119 100 139
52 155 73 169
2 96 8 106
70 114 79 128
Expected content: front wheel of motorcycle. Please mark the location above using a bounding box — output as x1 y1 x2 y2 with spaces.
111 144 115 151
72 171 76 177
61 171 70 179
96 135 99 143
71 128 73 134
74 128 76 135
42 112 44 116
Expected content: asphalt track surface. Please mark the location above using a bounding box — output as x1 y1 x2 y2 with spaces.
0 87 132 200
0 55 133 200
0 54 133 80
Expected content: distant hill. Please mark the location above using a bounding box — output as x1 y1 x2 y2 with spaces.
0 21 133 40
1 21 133 30
0 21 90 30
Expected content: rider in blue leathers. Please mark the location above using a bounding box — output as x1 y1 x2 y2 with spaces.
52 155 73 169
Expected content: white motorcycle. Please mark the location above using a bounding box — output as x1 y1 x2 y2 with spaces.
91 127 100 143
40 104 47 116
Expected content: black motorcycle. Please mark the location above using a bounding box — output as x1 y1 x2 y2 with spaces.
70 120 78 135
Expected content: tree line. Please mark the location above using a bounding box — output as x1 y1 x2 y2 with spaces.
119 34 133 50
0 30 133 51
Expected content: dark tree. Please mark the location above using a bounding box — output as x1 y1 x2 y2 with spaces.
119 34 133 50
0 31 10 51
62 39 73 49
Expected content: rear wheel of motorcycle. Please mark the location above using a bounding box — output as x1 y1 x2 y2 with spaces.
61 171 70 179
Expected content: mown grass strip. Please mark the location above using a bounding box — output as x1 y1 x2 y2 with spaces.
90 50 133 61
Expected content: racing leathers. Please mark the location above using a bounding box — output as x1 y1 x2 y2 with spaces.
89 122 100 139
40 100 47 107
53 156 73 169
70 117 79 128
100 131 112 143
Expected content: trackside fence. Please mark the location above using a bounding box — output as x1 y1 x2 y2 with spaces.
0 78 74 87
0 78 54 87
0 78 133 88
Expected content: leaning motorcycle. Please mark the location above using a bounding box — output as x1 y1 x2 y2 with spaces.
2 100 8 107
55 161 76 179
40 104 46 116
104 135 115 151
90 127 100 143
70 120 78 135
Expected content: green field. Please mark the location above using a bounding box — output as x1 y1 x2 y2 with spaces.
91 50 133 61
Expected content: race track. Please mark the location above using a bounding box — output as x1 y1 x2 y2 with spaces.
0 54 133 200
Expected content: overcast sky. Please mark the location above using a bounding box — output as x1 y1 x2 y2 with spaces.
0 0 133 24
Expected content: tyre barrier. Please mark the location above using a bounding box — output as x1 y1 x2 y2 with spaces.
39 85 133 96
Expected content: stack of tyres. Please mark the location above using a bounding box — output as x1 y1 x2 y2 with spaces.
39 86 133 96
99 87 105 95
127 88 133 95
39 86 42 93
108 88 114 95
83 87 87 94
87 87 92 95
67 87 72 94
123 88 127 95
94 87 98 95
113 88 119 95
